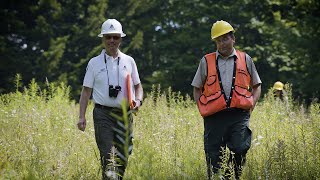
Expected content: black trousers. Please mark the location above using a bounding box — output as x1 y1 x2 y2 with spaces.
203 108 252 179
93 105 133 180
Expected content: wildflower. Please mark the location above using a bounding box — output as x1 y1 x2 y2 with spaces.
107 170 117 179
257 135 263 140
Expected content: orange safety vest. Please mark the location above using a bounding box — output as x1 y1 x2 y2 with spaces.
197 50 254 117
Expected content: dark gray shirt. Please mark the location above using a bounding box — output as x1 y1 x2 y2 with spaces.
191 49 262 98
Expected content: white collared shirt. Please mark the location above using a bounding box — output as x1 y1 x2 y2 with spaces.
83 49 141 108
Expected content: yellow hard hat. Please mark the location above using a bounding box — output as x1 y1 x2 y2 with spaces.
273 81 284 91
211 20 235 40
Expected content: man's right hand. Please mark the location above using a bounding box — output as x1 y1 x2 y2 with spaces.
77 118 86 131
78 87 92 132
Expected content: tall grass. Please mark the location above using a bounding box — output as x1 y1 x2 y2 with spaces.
0 80 319 179
125 85 206 179
242 87 320 179
0 78 99 179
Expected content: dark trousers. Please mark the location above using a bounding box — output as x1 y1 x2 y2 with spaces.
93 106 133 180
204 109 252 179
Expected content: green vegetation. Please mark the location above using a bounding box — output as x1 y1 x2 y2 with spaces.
242 87 320 179
0 80 98 179
1 0 319 102
1 81 319 179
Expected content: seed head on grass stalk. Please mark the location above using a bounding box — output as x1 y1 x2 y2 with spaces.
109 100 133 178
105 146 122 180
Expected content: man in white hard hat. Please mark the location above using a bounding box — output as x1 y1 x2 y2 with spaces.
192 20 261 179
77 19 143 179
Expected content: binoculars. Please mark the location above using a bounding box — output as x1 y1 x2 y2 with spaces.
109 85 121 98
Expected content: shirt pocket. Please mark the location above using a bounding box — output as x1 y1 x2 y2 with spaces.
95 69 107 85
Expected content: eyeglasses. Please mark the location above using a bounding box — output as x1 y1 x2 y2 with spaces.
215 37 231 44
104 35 121 40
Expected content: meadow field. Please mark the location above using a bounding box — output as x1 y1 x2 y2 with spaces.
1 80 319 179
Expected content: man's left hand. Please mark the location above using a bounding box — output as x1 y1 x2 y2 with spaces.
133 100 142 110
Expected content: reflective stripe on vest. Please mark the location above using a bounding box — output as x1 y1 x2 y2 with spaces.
197 50 254 117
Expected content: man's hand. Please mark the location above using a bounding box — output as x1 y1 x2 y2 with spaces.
133 83 143 110
77 118 86 131
133 100 141 110
78 87 91 132
251 84 262 113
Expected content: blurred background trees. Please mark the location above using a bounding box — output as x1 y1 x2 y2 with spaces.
1 0 319 103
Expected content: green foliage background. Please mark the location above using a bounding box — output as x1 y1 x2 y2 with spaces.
1 81 319 179
1 1 319 178
1 0 319 102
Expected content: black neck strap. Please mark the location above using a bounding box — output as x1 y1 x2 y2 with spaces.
216 55 237 107
104 53 120 86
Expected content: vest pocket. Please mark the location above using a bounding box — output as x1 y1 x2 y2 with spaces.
236 70 250 87
199 91 223 105
204 75 218 95
231 86 254 110
207 75 217 85
198 91 226 117
234 85 252 98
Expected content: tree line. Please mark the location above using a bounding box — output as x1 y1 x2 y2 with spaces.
1 0 319 103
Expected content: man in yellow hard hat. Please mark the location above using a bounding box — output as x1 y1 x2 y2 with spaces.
191 20 262 179
272 81 290 110
273 81 284 99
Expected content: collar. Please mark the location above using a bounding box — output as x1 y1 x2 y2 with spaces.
101 49 121 61
216 48 236 60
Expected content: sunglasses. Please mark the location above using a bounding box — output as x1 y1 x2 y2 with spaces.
104 35 121 40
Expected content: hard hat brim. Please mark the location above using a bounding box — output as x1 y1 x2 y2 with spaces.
98 32 126 38
211 30 235 40
274 88 283 91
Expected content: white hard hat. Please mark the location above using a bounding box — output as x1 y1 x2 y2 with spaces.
98 19 126 37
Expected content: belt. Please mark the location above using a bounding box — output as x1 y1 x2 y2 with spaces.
221 107 249 113
95 104 120 111
95 104 130 113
